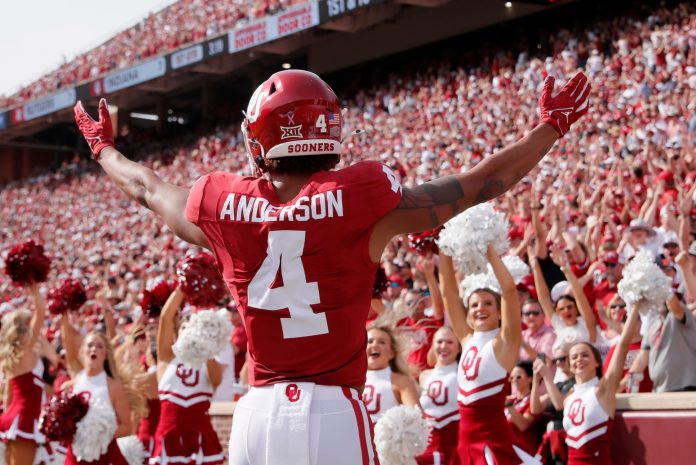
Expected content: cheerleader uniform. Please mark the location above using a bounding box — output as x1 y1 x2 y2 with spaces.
137 398 160 458
363 367 399 423
66 370 127 465
0 358 46 445
456 329 539 465
149 358 224 465
563 378 613 465
416 362 459 465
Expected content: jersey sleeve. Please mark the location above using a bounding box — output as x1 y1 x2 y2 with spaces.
357 161 403 222
186 171 234 225
185 173 212 225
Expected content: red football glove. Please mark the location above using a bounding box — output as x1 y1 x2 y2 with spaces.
74 98 114 159
539 71 591 137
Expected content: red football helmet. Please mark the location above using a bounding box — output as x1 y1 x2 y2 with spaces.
242 70 343 174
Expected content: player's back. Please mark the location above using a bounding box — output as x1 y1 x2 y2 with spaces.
186 160 402 387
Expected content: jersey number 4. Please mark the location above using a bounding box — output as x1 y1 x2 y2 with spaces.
248 230 328 339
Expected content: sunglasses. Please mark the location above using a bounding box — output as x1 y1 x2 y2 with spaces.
664 244 679 249
552 356 568 364
522 310 542 317
604 262 618 268
609 303 627 309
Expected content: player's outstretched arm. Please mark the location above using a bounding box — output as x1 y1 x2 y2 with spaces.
74 99 209 249
371 72 590 258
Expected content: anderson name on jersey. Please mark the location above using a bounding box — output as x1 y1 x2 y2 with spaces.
186 161 402 388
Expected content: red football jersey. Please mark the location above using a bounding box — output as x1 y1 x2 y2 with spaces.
186 161 402 387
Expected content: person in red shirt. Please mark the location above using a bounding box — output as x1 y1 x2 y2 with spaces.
399 256 444 375
505 361 542 455
74 69 590 465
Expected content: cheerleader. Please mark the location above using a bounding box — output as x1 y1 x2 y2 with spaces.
439 247 538 465
150 287 224 465
115 325 160 458
364 325 419 422
531 249 598 352
416 326 460 465
60 315 132 465
0 283 46 465
563 302 640 465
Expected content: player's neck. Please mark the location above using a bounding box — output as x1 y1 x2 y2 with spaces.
269 173 314 203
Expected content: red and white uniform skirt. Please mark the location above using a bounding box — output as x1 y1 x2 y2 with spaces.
138 398 161 458
0 359 46 445
563 378 613 465
416 363 459 465
149 359 223 465
455 329 540 465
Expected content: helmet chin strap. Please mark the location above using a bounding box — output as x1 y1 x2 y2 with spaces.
242 114 265 177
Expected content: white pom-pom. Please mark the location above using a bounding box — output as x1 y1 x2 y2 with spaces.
618 249 672 316
72 402 117 462
496 255 530 285
374 406 429 465
173 309 232 367
116 436 147 465
461 273 501 304
437 203 509 274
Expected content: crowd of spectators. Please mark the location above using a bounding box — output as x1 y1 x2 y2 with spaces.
0 0 305 109
1 0 695 456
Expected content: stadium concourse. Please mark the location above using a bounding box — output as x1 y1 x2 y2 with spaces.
1 0 696 465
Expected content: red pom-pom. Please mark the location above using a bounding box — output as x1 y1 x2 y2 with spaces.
47 279 87 315
373 265 389 298
176 252 226 307
4 240 51 285
408 227 442 256
141 280 177 318
39 391 89 442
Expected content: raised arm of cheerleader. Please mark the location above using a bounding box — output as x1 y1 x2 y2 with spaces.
438 252 472 342
206 359 224 389
393 372 420 408
553 246 597 342
60 315 83 376
488 246 522 370
157 287 185 365
28 282 46 343
530 254 555 322
108 378 132 438
598 305 640 414
506 402 535 431
421 256 445 320
531 358 565 412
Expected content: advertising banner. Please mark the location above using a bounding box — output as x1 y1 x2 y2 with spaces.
103 57 167 93
171 44 204 70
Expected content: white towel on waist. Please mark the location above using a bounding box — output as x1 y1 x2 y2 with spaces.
265 382 314 465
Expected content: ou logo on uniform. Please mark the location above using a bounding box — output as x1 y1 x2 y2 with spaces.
427 380 449 406
461 346 482 381
362 385 381 414
175 364 200 387
568 398 586 426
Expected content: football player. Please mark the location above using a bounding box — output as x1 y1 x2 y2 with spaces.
75 69 590 465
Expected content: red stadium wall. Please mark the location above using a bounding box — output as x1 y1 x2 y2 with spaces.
209 394 696 465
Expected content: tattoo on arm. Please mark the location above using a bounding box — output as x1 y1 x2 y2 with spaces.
399 176 466 228
474 178 506 203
